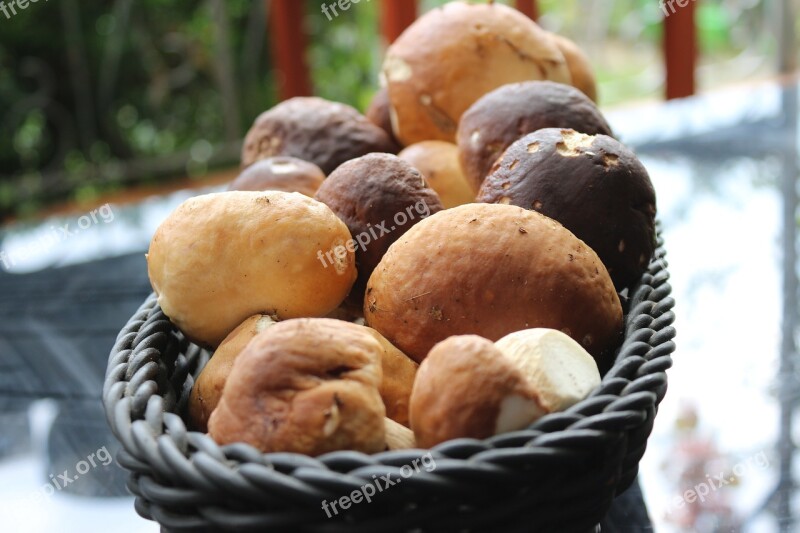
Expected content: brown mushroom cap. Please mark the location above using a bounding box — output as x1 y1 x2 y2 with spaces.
382 1 571 145
147 191 356 347
228 157 326 197
549 33 598 103
478 128 657 291
364 203 622 369
188 314 277 432
365 87 402 152
315 153 443 307
208 318 386 455
457 81 612 192
398 141 476 209
410 335 541 447
241 97 396 174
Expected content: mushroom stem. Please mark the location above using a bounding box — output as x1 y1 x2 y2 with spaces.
385 417 416 450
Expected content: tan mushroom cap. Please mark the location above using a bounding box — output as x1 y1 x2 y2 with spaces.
383 1 571 145
365 327 418 427
147 191 356 348
549 33 598 103
364 203 622 369
189 314 277 432
208 318 386 455
398 141 476 209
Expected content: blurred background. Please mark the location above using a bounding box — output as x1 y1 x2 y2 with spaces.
1 1 799 532
0 0 793 220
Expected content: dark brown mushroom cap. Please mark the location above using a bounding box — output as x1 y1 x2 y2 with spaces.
315 153 443 306
478 128 656 290
241 97 396 174
457 81 612 192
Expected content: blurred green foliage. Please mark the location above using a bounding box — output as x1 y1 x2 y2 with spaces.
0 0 783 219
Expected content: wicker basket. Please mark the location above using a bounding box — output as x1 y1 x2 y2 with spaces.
103 237 675 533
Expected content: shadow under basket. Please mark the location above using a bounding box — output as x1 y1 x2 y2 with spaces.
103 237 676 533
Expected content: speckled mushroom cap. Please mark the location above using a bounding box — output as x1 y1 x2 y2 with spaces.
228 157 326 197
364 202 622 368
478 128 657 291
315 153 443 307
457 81 612 192
382 1 571 145
241 97 396 174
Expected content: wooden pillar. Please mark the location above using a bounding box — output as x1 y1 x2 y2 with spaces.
380 0 418 44
515 0 539 21
663 0 697 100
268 0 312 100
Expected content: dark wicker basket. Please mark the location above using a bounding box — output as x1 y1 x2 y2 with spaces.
103 237 675 533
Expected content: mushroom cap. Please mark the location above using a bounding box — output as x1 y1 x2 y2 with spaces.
241 97 395 174
228 156 326 197
365 327 418 427
365 87 403 152
457 81 612 192
398 141 476 208
147 191 356 347
315 153 443 307
189 314 277 431
208 318 386 455
382 1 570 145
364 203 622 369
410 335 541 447
549 33 598 102
478 128 657 290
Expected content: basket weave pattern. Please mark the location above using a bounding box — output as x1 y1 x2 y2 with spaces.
103 237 675 533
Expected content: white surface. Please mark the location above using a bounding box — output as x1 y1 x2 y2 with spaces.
0 455 158 533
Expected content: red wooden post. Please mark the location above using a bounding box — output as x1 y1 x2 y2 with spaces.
515 0 539 21
268 0 313 100
663 0 697 100
380 0 418 44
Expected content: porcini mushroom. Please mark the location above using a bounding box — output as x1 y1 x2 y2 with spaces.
208 318 386 455
364 203 622 370
478 128 657 290
398 141 476 208
228 156 325 197
457 81 612 192
241 97 395 174
188 314 277 431
147 191 357 347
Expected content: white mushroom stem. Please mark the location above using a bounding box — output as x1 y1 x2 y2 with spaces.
494 328 601 414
